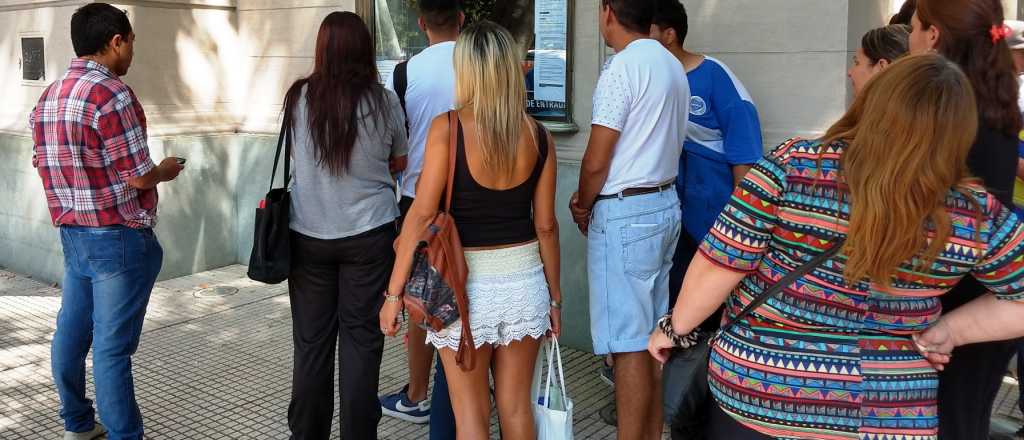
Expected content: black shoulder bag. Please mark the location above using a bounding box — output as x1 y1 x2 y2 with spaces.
664 238 846 439
247 115 293 284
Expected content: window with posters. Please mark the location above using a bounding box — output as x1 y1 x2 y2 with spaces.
371 0 576 132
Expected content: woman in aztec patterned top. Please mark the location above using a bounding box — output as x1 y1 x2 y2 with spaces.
648 54 1024 439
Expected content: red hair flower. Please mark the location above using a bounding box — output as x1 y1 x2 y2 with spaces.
991 24 1012 44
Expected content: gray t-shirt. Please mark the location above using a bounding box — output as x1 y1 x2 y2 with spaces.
289 87 408 239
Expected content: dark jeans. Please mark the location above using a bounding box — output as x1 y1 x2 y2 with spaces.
708 403 772 440
287 225 396 440
668 228 722 332
429 354 457 440
53 226 163 440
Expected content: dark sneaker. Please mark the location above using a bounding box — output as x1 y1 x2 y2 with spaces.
380 385 430 424
63 422 106 440
600 401 617 427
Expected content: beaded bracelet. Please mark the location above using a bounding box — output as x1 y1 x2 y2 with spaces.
656 314 702 349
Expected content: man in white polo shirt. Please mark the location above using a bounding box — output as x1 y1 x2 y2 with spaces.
379 0 462 430
570 0 689 438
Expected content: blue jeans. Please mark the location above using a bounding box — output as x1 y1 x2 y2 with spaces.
1018 339 1024 415
52 226 163 440
429 354 456 440
588 189 681 355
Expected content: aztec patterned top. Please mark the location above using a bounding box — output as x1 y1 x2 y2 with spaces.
700 139 1024 439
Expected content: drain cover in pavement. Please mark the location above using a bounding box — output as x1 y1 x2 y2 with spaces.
193 286 239 298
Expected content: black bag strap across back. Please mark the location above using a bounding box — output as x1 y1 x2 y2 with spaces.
394 61 410 134
269 110 294 192
718 237 847 337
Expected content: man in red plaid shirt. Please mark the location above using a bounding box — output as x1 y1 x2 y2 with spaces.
30 4 183 440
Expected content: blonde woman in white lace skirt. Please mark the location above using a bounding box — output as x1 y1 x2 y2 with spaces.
380 20 562 440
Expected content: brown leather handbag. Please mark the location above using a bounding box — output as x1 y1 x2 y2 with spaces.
403 111 475 370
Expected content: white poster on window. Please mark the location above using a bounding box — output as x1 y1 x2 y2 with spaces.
534 50 566 103
534 0 568 104
535 0 567 51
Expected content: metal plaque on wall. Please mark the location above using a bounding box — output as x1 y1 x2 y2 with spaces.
21 37 45 82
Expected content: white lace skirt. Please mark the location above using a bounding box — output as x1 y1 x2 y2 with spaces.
426 241 552 350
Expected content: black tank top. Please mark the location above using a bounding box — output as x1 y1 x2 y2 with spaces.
451 119 549 248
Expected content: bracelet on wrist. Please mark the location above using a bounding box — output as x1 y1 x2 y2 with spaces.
550 299 562 309
383 291 403 303
658 313 701 349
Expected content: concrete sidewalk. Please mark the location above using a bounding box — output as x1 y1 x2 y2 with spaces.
0 265 624 439
2 265 1022 439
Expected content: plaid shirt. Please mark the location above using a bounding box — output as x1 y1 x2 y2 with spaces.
30 59 157 229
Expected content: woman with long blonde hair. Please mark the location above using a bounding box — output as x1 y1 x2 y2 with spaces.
380 21 561 439
649 54 1024 439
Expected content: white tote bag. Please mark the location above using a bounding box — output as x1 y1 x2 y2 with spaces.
533 337 574 440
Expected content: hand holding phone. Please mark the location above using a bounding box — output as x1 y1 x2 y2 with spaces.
157 157 184 182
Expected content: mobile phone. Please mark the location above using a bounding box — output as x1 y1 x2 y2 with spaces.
174 157 187 165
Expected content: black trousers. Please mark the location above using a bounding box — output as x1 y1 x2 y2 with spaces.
936 276 1018 440
937 339 1015 439
286 224 396 440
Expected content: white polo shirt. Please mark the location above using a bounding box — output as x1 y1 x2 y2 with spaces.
386 41 457 199
591 38 690 195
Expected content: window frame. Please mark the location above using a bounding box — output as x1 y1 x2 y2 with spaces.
360 0 578 134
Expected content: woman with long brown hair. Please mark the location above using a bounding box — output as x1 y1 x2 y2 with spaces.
380 21 562 439
648 54 1024 439
907 1 1024 437
282 11 408 439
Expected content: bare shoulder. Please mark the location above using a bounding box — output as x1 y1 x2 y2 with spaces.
423 112 454 160
428 111 452 134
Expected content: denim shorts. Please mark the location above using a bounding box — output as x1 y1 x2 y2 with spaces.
588 189 681 355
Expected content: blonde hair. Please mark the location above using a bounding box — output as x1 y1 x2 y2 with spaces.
454 21 528 177
823 54 980 286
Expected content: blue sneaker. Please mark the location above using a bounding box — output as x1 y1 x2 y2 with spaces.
380 385 430 424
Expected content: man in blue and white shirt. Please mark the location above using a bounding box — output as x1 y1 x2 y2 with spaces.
651 0 764 317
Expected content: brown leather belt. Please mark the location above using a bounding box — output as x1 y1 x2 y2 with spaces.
595 182 674 202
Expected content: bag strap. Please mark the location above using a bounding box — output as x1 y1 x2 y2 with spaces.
394 61 410 134
269 109 294 192
532 341 545 402
543 338 556 405
455 279 475 370
718 237 846 337
535 119 550 170
444 111 459 212
543 337 569 408
554 338 568 403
